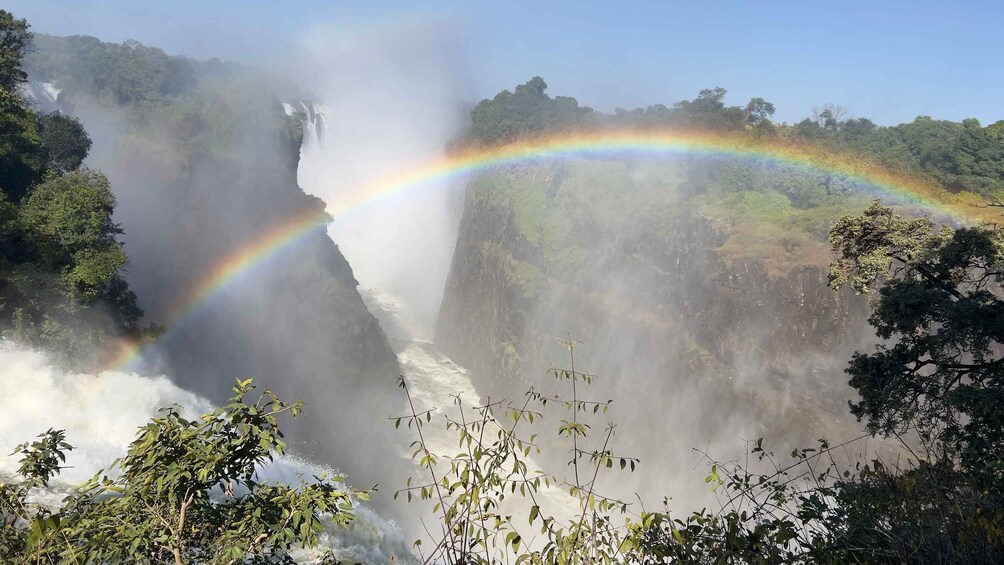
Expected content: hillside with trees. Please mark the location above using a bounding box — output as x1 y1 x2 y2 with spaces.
0 10 148 367
464 76 1004 198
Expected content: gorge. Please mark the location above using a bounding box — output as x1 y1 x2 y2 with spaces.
3 12 1003 562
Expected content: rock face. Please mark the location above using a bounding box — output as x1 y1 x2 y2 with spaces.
436 159 875 504
98 102 402 493
25 38 403 492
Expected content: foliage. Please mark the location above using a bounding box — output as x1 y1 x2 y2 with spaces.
465 77 596 145
4 168 144 362
465 81 776 138
0 103 44 201
25 33 197 115
459 78 1004 284
610 87 775 132
0 380 360 564
778 111 1004 197
21 169 122 275
0 10 30 93
623 205 1004 563
625 436 1003 564
0 10 146 366
430 197 1004 563
396 338 639 564
35 111 91 173
830 202 1004 482
466 77 1003 205
0 429 72 559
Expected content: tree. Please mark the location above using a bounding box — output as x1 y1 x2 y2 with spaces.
0 167 147 365
0 10 45 202
614 204 1004 563
837 117 876 141
943 118 1004 193
743 97 775 126
20 168 126 299
0 429 72 560
678 87 727 114
0 103 45 201
0 380 360 564
514 75 548 98
467 76 594 144
988 120 1004 141
812 103 847 132
829 202 1004 482
36 112 92 173
0 10 30 94
823 202 1004 555
395 339 638 564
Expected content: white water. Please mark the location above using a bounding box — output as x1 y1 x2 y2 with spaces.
0 344 413 563
363 288 579 549
291 73 580 543
292 23 467 335
22 81 61 112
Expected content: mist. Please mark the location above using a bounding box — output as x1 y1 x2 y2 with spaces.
37 42 887 525
37 20 480 534
435 156 895 511
292 19 471 338
0 343 413 562
4 2 1001 561
59 62 411 519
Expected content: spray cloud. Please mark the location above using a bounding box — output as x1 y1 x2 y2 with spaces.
294 18 471 338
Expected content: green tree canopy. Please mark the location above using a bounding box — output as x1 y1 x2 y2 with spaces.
35 112 91 173
0 10 30 93
0 380 360 564
20 169 126 298
0 10 145 365
829 202 1004 481
467 76 595 144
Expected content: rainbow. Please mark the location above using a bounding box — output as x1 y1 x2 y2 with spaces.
101 128 994 372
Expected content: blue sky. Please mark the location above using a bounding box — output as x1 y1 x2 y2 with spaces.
8 0 1003 125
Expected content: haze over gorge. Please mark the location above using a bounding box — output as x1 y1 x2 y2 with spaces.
1 4 1003 563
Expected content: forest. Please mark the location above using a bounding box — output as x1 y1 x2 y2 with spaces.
1 7 1003 564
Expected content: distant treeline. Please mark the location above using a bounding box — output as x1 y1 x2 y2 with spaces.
462 76 1004 197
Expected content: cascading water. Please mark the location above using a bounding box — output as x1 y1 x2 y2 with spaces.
0 344 414 562
22 80 61 112
295 100 579 550
284 101 326 150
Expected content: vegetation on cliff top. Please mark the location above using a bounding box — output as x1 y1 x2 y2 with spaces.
0 11 146 366
456 77 1003 277
464 76 1004 199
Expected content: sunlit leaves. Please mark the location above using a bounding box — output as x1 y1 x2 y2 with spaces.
394 340 640 565
0 379 359 563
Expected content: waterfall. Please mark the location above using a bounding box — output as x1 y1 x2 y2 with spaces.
22 81 62 112
0 343 413 563
283 100 327 149
291 86 581 543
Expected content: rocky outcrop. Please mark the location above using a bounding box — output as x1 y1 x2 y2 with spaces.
440 161 870 397
25 38 402 491
96 100 402 490
436 159 876 504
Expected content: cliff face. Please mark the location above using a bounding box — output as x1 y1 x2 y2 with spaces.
103 99 401 489
437 158 875 503
25 39 402 489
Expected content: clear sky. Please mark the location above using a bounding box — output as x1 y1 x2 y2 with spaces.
7 0 1003 126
